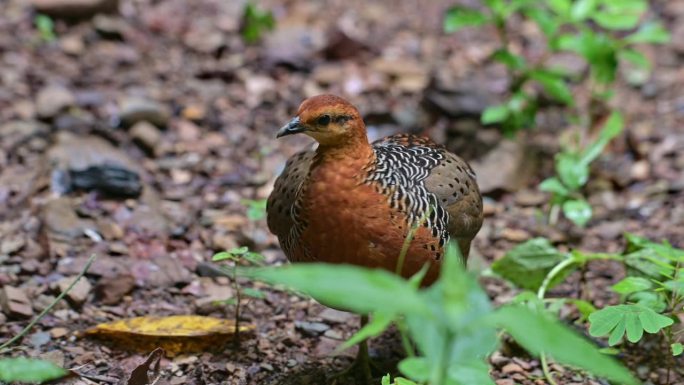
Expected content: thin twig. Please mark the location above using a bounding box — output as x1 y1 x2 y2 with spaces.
0 254 97 353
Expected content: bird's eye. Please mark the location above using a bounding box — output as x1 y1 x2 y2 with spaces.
317 115 331 126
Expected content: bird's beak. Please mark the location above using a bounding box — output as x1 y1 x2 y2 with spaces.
276 117 305 138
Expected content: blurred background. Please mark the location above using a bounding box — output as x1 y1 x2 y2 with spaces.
1 0 683 384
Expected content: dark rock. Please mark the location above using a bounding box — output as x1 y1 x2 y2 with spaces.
118 97 170 128
31 0 119 20
47 132 143 198
294 321 330 337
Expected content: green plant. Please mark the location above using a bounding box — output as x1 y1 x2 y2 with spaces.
444 0 669 227
588 234 683 358
241 2 275 44
0 254 95 384
212 246 266 346
241 198 267 221
242 242 637 385
494 235 684 383
34 14 56 42
444 0 669 134
540 110 623 226
0 357 67 383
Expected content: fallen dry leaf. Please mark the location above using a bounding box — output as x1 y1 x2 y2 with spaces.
126 347 163 385
84 315 254 357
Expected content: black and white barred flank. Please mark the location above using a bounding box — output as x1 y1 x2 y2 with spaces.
365 139 451 246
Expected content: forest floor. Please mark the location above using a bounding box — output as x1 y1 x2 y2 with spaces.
1 0 683 384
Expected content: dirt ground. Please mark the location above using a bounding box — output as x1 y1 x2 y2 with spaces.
1 0 683 384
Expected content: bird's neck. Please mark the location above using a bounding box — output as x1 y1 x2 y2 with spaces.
314 137 374 163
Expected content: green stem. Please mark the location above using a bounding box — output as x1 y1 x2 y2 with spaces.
396 318 416 358
395 207 432 276
541 353 559 385
536 257 576 385
233 265 241 348
537 257 577 300
0 254 97 353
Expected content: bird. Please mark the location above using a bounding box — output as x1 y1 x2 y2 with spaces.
266 94 483 383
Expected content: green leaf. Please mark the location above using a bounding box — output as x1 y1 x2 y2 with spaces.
448 360 497 385
241 3 275 44
630 291 667 313
571 0 597 21
625 22 670 44
0 358 67 383
562 199 592 227
589 304 673 345
398 357 430 382
241 264 428 315
556 152 588 190
580 111 624 165
444 7 489 33
547 0 571 17
242 287 265 299
338 311 395 351
529 70 573 105
619 49 650 70
569 299 597 322
524 7 558 37
672 343 683 356
212 251 236 262
382 374 391 385
491 238 573 291
539 177 570 197
491 305 639 385
242 251 266 265
591 0 647 30
492 49 527 70
229 246 250 255
34 14 57 42
481 104 510 124
611 276 653 294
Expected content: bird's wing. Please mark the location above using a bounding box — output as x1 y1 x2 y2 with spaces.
266 150 315 240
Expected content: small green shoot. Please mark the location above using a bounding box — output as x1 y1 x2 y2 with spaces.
34 14 56 43
212 246 266 347
241 2 275 44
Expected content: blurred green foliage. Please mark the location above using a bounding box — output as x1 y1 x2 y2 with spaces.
243 243 638 385
34 14 56 42
241 2 275 44
0 357 67 383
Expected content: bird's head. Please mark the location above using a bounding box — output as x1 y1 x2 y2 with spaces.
277 94 366 146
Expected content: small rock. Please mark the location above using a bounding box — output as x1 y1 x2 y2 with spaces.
29 331 52 349
515 190 547 206
318 308 353 324
42 197 93 240
501 228 530 242
471 141 537 193
130 121 162 156
630 160 650 181
0 286 34 319
47 132 143 198
31 0 119 20
495 380 515 385
39 350 65 368
95 273 135 305
1 235 25 255
295 320 330 336
56 276 92 307
119 97 170 128
93 14 126 39
60 35 85 55
36 85 76 119
50 327 70 338
501 362 524 374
